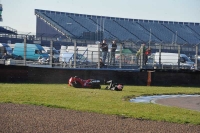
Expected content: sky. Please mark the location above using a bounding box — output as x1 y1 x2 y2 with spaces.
0 0 200 34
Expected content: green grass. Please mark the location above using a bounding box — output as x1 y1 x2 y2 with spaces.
0 83 200 125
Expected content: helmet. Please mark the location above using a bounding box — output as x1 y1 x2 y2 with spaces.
117 84 123 90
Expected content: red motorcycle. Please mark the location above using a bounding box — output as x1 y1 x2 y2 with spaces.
68 76 101 89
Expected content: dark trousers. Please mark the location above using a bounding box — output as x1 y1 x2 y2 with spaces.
110 52 115 65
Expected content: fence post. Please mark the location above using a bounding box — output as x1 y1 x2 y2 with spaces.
107 51 110 65
159 44 162 69
73 41 77 68
50 40 53 67
178 45 180 69
147 71 151 86
91 51 93 63
140 44 143 69
195 45 198 70
95 41 100 69
147 71 154 86
86 48 88 62
24 37 26 66
119 43 122 68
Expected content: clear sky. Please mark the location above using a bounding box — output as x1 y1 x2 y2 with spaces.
0 0 200 34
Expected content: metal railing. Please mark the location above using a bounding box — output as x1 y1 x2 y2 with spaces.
1 37 200 71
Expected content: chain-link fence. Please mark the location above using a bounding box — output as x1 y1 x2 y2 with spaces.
0 36 200 70
137 43 199 70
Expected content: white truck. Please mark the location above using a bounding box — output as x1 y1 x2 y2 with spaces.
67 45 99 62
42 46 59 63
66 44 122 63
59 46 89 67
146 52 194 69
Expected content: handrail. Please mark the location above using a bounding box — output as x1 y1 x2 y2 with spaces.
81 48 88 61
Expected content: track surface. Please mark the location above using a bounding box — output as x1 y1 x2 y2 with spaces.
0 100 200 133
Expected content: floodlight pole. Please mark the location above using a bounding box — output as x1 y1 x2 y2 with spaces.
172 34 174 45
103 18 105 39
175 31 177 45
96 19 98 41
149 29 151 48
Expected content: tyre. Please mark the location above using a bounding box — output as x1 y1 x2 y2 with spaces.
15 56 23 60
91 84 101 89
72 81 82 88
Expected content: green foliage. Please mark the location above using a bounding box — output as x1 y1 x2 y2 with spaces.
0 83 200 125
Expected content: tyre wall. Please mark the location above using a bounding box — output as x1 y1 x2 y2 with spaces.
0 64 200 86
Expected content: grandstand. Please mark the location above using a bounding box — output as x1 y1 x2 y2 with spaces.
35 9 200 45
1 8 200 54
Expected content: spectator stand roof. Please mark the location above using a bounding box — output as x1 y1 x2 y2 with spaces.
35 9 200 45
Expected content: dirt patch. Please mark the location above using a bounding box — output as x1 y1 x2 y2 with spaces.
0 103 200 133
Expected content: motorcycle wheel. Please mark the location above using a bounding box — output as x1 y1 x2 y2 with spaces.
72 81 82 88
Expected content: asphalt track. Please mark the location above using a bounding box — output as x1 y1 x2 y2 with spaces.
155 96 200 112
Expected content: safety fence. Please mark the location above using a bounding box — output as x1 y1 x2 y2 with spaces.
1 37 200 70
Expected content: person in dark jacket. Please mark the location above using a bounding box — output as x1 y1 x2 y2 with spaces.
100 39 108 64
98 58 107 68
2 53 7 60
144 47 151 65
110 40 117 65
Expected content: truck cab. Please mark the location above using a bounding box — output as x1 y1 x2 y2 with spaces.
0 43 13 59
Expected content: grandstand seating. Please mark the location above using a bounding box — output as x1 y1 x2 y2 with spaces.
187 24 200 41
35 9 200 45
163 23 199 44
115 20 149 42
70 15 96 32
90 17 138 40
138 22 178 43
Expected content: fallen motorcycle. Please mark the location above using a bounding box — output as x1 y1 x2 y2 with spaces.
68 76 101 89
